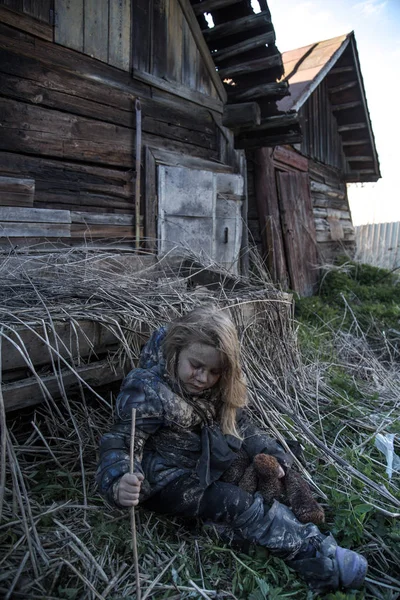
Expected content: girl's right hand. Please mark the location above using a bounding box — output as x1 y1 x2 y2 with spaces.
117 472 144 507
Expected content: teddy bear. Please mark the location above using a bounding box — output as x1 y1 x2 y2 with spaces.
220 449 325 525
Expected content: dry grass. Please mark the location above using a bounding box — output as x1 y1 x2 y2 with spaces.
0 247 399 599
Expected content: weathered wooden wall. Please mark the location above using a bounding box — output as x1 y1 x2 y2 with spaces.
298 79 347 173
0 1 238 251
308 159 355 263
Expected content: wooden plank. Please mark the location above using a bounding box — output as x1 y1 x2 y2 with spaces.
332 100 362 111
310 181 345 198
22 0 52 23
132 0 152 73
337 122 366 132
167 0 183 83
272 146 308 172
254 147 287 285
132 69 224 113
177 0 227 102
0 97 133 167
54 0 83 51
277 171 318 296
214 32 275 64
342 139 370 146
202 10 271 41
192 0 242 14
152 0 168 78
0 4 53 41
3 358 124 412
149 146 233 172
0 207 71 223
71 224 135 238
0 176 34 207
218 54 281 79
1 320 120 372
0 222 71 236
228 81 288 102
71 211 133 225
84 0 108 62
181 14 197 89
108 0 131 71
145 147 157 251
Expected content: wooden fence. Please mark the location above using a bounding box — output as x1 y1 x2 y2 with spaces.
355 222 400 270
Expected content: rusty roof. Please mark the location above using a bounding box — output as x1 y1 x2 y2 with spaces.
277 32 380 182
277 33 350 112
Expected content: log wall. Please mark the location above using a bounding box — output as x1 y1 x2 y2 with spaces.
0 4 236 251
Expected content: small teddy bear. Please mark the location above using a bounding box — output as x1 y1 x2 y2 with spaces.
221 449 325 525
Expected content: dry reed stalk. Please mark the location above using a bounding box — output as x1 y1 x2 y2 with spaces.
130 407 141 600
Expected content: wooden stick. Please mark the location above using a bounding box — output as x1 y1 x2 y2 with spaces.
135 100 142 251
130 408 141 600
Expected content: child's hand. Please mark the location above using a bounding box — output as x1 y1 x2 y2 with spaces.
117 472 144 506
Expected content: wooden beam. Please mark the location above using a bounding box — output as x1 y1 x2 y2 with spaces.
273 146 308 172
347 156 374 162
338 122 367 132
228 81 288 102
0 207 71 223
330 66 354 75
235 130 302 150
342 138 370 146
192 0 243 15
332 100 362 111
233 113 298 133
0 176 35 207
328 81 358 94
218 54 281 79
202 10 271 41
0 5 53 42
214 32 275 64
177 0 227 103
3 358 124 412
222 102 261 129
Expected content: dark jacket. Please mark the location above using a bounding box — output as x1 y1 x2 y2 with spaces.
96 328 292 507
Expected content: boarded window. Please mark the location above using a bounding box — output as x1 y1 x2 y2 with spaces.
158 166 244 273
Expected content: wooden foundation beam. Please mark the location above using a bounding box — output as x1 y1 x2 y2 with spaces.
214 32 275 64
222 102 261 129
202 10 271 41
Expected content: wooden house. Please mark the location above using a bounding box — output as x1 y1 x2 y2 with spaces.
247 33 380 295
0 0 300 276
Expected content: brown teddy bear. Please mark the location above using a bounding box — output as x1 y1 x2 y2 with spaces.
220 449 325 525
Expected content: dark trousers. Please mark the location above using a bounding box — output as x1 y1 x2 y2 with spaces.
143 473 341 592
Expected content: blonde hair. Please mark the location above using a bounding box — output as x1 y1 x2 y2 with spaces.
162 305 247 437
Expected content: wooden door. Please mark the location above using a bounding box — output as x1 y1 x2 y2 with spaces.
276 171 318 296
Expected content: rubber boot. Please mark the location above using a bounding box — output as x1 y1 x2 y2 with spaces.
229 496 367 592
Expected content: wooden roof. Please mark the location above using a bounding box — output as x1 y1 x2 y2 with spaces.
277 32 380 182
189 0 302 148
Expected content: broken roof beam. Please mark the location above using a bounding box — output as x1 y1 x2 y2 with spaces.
228 81 289 102
202 10 272 41
213 32 276 63
192 0 243 15
218 53 281 78
222 102 261 129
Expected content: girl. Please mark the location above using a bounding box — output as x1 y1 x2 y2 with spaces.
96 306 367 592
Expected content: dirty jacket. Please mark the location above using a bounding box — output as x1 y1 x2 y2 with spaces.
96 327 292 507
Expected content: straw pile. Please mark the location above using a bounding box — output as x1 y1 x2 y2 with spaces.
0 248 399 599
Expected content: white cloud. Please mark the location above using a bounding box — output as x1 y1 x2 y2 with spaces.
353 0 387 17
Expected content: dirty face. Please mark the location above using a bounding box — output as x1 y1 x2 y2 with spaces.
177 342 223 395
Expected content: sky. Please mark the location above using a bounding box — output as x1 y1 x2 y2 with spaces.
265 0 400 226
